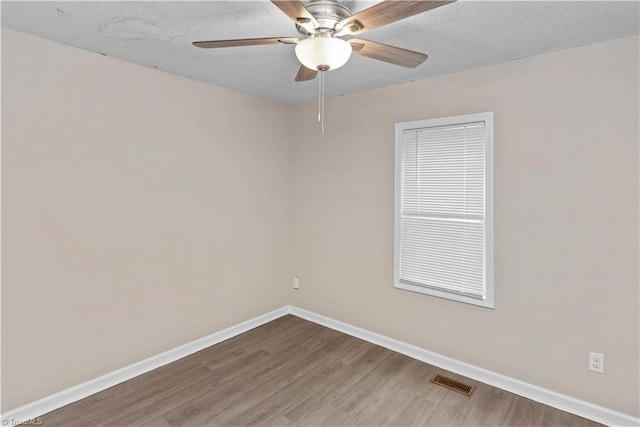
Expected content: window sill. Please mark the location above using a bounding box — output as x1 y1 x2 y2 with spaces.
394 281 495 309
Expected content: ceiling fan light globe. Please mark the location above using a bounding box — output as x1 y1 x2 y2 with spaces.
295 37 352 72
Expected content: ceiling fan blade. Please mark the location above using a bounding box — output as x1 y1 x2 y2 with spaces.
349 39 428 68
193 37 298 49
337 1 455 36
271 1 319 32
295 65 318 82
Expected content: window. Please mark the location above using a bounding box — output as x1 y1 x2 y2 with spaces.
394 112 494 308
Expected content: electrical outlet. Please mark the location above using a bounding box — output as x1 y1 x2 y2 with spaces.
293 276 300 290
589 351 604 374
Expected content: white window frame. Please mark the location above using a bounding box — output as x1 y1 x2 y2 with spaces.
394 112 494 309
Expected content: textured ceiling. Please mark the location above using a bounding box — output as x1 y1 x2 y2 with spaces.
2 1 639 104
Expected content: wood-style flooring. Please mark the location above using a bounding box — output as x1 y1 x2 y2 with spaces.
40 315 602 426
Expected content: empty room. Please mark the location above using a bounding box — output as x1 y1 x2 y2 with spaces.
1 1 639 426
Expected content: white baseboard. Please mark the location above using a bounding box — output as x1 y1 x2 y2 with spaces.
288 306 639 427
0 306 289 425
3 305 638 427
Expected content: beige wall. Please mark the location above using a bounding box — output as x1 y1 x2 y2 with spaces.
2 27 638 419
291 36 639 417
1 28 292 411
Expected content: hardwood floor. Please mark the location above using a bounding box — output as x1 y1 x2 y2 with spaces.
40 315 602 426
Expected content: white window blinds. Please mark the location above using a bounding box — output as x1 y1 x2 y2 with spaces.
394 113 493 308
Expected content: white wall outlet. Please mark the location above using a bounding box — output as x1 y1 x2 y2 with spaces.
589 351 604 374
293 276 300 290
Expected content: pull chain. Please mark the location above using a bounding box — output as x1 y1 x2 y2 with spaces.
317 71 325 135
321 71 325 135
318 71 322 124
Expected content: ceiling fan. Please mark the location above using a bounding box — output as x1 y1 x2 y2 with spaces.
193 0 456 82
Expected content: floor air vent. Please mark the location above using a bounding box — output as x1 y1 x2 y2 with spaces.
430 374 476 397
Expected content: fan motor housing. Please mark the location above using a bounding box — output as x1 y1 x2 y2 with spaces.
296 0 352 35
